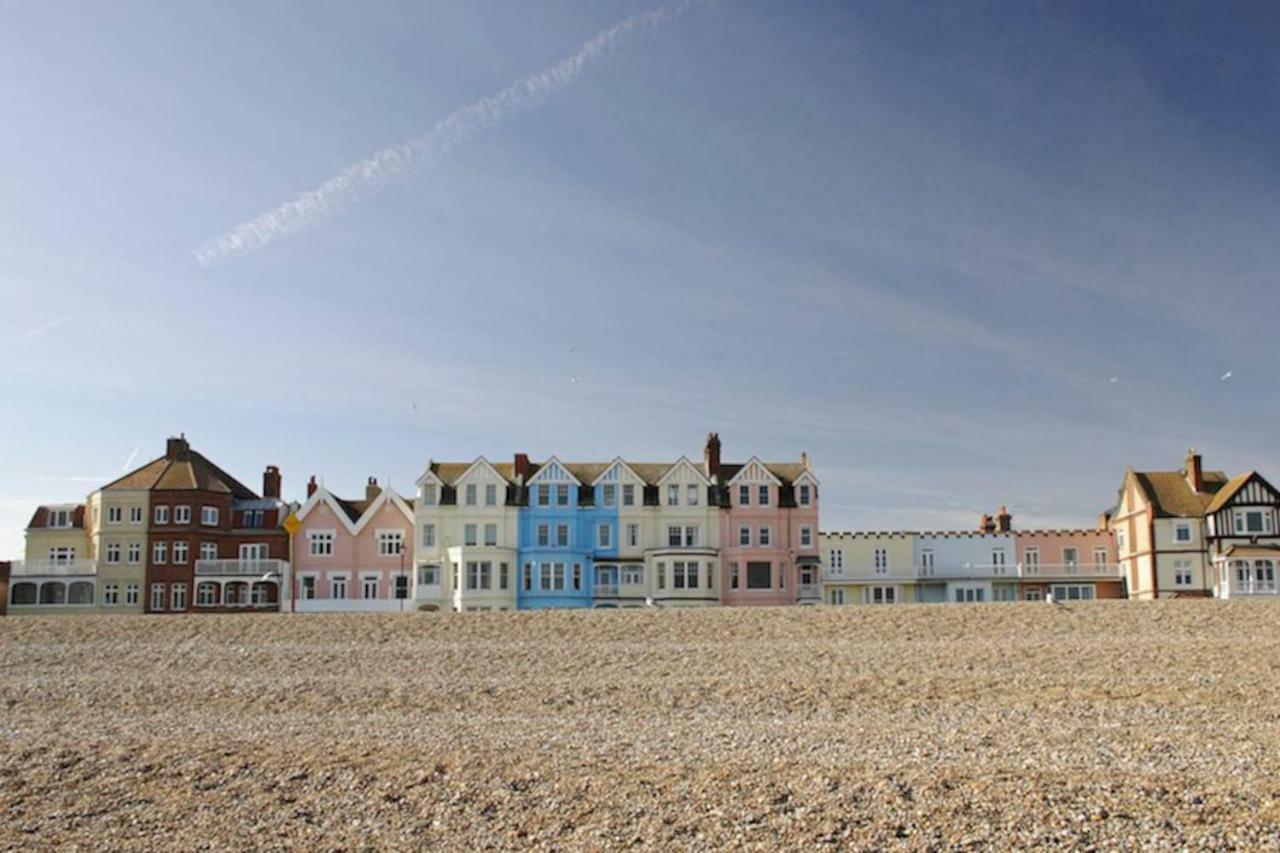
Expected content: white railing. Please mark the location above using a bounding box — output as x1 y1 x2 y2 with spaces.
917 564 1017 580
195 559 288 576
594 583 620 597
798 584 821 599
10 560 98 577
1021 563 1120 579
1233 581 1279 595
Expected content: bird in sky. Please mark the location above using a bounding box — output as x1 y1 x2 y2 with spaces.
1108 377 1120 384
1220 370 1233 381
570 375 579 384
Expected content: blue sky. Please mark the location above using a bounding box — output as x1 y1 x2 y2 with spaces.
2 0 1278 557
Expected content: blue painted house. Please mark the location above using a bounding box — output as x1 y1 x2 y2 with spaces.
517 457 600 609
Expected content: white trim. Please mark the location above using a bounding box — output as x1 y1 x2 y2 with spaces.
452 456 511 489
295 483 415 535
726 456 782 486
656 456 710 486
525 456 581 486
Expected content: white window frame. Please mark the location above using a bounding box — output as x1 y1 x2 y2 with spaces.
556 524 570 547
125 584 139 605
201 506 219 526
465 484 477 506
153 541 168 564
464 523 478 547
377 530 404 556
536 524 549 547
174 505 192 524
309 530 335 557
173 541 189 564
800 525 813 548
104 583 119 605
484 483 497 507
421 523 436 549
758 525 772 547
667 484 679 506
601 484 617 507
484 523 498 547
687 484 699 506
622 484 635 507
171 583 188 611
738 525 751 547
738 485 750 506
200 542 217 561
129 506 143 524
798 484 812 506
597 523 612 549
1024 548 1040 574
150 583 165 611
106 543 121 564
154 505 169 525
1174 522 1193 543
758 485 770 506
626 523 639 549
331 574 349 600
107 506 122 524
829 548 844 572
556 484 570 507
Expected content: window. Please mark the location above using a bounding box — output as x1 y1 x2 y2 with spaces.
1051 584 1095 601
873 548 888 574
868 586 895 605
1174 523 1193 543
1024 548 1040 574
1062 548 1078 568
378 531 404 556
798 485 812 506
154 506 169 524
126 542 141 564
150 583 165 611
992 549 1007 573
422 484 437 506
108 506 122 524
556 524 569 547
667 484 679 506
417 565 439 586
362 576 380 599
1092 547 1108 566
758 485 770 506
746 562 772 589
596 564 618 591
668 525 683 548
171 583 188 611
829 587 845 605
954 587 984 603
125 584 139 605
537 524 550 547
656 562 665 589
687 484 699 506
106 543 121 564
332 576 348 599
537 485 551 506
1116 528 1127 553
174 505 191 524
499 562 509 590
299 576 316 600
758 526 772 547
622 484 635 507
729 563 739 589
829 549 844 572
466 562 492 591
800 526 813 548
173 542 189 564
49 546 76 565
1174 560 1194 587
48 508 72 528
200 542 217 561
485 484 497 506
540 563 566 591
484 523 498 547
1025 588 1043 601
201 506 219 526
103 584 119 605
243 509 264 528
465 484 477 506
573 563 582 590
920 550 935 574
130 506 143 524
673 561 699 589
1233 509 1272 535
309 531 334 556
598 524 612 549
422 523 436 548
623 565 644 585
464 524 478 546
684 526 698 547
626 524 639 549
602 484 617 507
739 526 751 547
556 484 570 507
153 542 168 564
523 563 533 591
738 485 750 506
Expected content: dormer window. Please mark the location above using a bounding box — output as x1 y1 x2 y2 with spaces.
485 484 497 506
622 485 635 507
687 484 699 506
798 485 811 506
47 509 72 528
1174 522 1193 543
422 484 437 506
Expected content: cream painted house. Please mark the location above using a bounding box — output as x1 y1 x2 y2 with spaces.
642 457 721 607
820 531 917 605
85 487 149 612
8 504 99 614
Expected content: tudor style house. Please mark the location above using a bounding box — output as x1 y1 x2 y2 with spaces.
1202 471 1280 598
291 477 415 612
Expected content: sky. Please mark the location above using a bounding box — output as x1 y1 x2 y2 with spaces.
2 0 1278 558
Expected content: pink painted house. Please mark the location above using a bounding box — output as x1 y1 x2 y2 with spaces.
291 476 416 612
709 436 820 606
1011 518 1120 601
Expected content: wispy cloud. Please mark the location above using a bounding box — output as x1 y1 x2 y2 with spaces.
195 0 696 266
26 315 70 338
121 442 141 472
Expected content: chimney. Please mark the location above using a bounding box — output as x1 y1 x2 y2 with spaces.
1097 510 1111 531
365 476 381 503
1185 448 1203 493
263 465 281 499
800 451 810 470
704 433 722 481
979 513 995 534
995 505 1013 533
514 453 530 483
166 434 190 460
307 476 318 498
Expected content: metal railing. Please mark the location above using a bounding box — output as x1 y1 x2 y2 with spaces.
195 559 288 576
10 560 98 577
1232 581 1279 595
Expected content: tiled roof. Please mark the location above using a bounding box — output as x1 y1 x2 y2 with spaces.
428 461 518 485
428 457 808 486
1131 469 1229 518
1203 472 1258 515
26 505 86 530
101 451 257 498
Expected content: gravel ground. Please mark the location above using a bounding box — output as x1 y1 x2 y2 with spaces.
2 600 1280 850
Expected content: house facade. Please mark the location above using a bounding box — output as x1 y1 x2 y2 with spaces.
292 477 415 612
1013 525 1120 602
1201 471 1279 598
819 531 917 605
8 504 101 614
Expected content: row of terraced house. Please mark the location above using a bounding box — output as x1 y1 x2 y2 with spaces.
3 437 1277 615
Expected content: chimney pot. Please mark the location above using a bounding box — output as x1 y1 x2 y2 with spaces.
262 465 282 499
703 432 722 480
307 476 318 498
514 453 530 481
365 477 381 503
165 435 190 460
1185 448 1204 492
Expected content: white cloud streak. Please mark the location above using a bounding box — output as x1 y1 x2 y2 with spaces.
26 315 70 338
195 1 695 266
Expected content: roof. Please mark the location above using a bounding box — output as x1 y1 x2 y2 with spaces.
101 450 258 498
1220 544 1280 559
1203 471 1272 515
425 456 810 487
1131 469 1229 518
427 461 517 485
25 505 86 530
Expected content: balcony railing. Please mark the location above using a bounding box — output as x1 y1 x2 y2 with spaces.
195 559 288 576
10 560 98 577
1233 581 1279 595
594 583 620 597
798 584 821 599
1020 563 1120 579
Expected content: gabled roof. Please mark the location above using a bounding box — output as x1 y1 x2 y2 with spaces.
453 457 513 486
419 460 517 487
100 450 257 498
1130 468 1229 518
526 457 580 486
657 456 710 485
725 457 783 486
591 457 649 486
1204 471 1278 514
26 505 86 530
295 484 414 535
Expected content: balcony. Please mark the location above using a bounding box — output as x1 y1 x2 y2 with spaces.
594 583 620 597
1232 581 1279 596
195 559 288 577
1020 563 1120 580
917 564 1017 581
10 560 98 577
798 584 821 600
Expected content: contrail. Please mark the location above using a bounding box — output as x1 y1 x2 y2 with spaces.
195 1 695 266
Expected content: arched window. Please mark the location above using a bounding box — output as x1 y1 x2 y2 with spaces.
225 582 247 605
11 582 37 605
68 581 94 604
251 582 277 606
40 582 67 604
196 583 219 606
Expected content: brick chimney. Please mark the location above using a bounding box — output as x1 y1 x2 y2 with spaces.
166 434 190 460
704 433 722 482
1097 510 1111 531
263 465 281 499
995 505 1013 533
365 477 381 503
513 453 530 483
307 475 318 498
1185 448 1203 493
979 513 995 534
